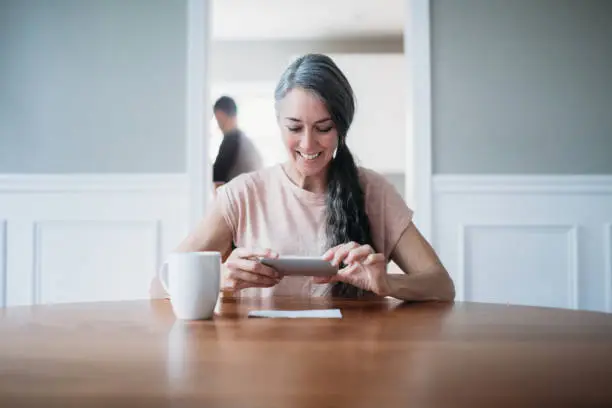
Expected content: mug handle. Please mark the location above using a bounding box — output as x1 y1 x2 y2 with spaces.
158 261 170 295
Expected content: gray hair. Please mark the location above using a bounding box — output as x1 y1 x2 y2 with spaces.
273 54 356 141
273 53 375 298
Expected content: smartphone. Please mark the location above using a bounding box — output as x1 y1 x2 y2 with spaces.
259 256 338 277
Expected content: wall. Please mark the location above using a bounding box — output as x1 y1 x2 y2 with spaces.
210 38 404 82
0 0 187 173
0 175 189 307
431 0 612 174
428 0 612 312
0 0 195 306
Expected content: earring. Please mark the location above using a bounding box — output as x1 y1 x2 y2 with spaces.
333 137 343 159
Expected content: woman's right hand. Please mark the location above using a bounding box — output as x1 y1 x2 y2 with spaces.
223 248 282 291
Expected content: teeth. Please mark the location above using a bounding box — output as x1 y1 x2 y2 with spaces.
298 151 321 160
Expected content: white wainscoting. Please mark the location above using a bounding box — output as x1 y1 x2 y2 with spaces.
0 220 6 307
433 175 612 313
606 223 612 313
0 174 190 307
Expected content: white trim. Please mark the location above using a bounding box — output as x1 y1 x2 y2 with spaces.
31 220 162 305
568 225 580 310
459 223 580 309
456 224 467 301
405 0 433 241
0 174 188 193
606 223 612 313
186 0 212 226
0 220 6 308
434 174 612 194
32 222 42 305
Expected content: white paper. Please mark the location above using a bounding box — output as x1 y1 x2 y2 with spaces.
247 309 343 319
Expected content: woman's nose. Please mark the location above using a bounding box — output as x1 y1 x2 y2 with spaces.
299 130 317 150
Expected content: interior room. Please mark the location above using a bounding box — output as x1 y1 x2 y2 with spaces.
208 0 409 200
2 0 610 312
1 1 612 404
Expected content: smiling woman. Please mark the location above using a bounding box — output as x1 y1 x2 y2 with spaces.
273 56 374 297
170 53 455 303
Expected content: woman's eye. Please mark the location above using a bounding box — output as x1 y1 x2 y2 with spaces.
287 127 302 133
317 127 333 133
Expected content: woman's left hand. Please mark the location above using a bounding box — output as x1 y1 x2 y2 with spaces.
313 242 391 296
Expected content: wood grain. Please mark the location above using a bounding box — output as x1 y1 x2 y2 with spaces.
1 296 611 408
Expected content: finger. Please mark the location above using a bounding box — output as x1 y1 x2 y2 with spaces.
330 242 360 266
226 258 280 279
363 253 385 265
312 276 333 284
228 269 279 286
233 247 279 260
322 244 344 261
261 248 280 259
345 245 375 264
328 263 360 284
339 262 360 276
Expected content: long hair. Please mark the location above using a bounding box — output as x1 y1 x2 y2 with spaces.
274 54 375 297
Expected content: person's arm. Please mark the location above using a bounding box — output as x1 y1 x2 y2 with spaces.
173 193 281 294
213 133 240 183
174 198 234 260
385 223 455 301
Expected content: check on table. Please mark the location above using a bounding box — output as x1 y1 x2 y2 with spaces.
247 308 342 318
1 295 612 408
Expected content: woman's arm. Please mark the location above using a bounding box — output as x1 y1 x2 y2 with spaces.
174 198 234 260
386 223 455 302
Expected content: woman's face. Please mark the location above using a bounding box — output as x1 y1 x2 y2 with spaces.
277 88 338 179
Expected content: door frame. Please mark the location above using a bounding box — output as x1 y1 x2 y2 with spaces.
186 0 212 226
404 0 433 243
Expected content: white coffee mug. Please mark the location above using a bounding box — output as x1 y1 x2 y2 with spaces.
158 251 221 320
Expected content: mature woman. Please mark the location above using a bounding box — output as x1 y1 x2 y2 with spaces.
164 53 454 301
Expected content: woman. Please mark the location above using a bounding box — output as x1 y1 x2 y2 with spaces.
166 53 454 301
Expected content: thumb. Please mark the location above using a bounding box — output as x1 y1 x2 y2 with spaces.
338 263 360 275
236 247 279 259
258 248 279 258
332 263 359 283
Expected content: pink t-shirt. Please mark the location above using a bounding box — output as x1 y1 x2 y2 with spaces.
217 164 413 297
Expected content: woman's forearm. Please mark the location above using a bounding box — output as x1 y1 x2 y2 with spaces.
384 266 456 302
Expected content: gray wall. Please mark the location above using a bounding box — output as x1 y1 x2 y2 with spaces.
0 0 187 173
0 5 402 175
211 37 403 82
432 0 612 174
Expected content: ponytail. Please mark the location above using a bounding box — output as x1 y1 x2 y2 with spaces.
273 53 376 297
326 141 375 298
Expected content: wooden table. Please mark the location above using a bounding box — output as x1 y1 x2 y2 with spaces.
1 296 612 408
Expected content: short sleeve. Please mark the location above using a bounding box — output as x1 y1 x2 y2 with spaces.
362 169 414 260
381 181 414 258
